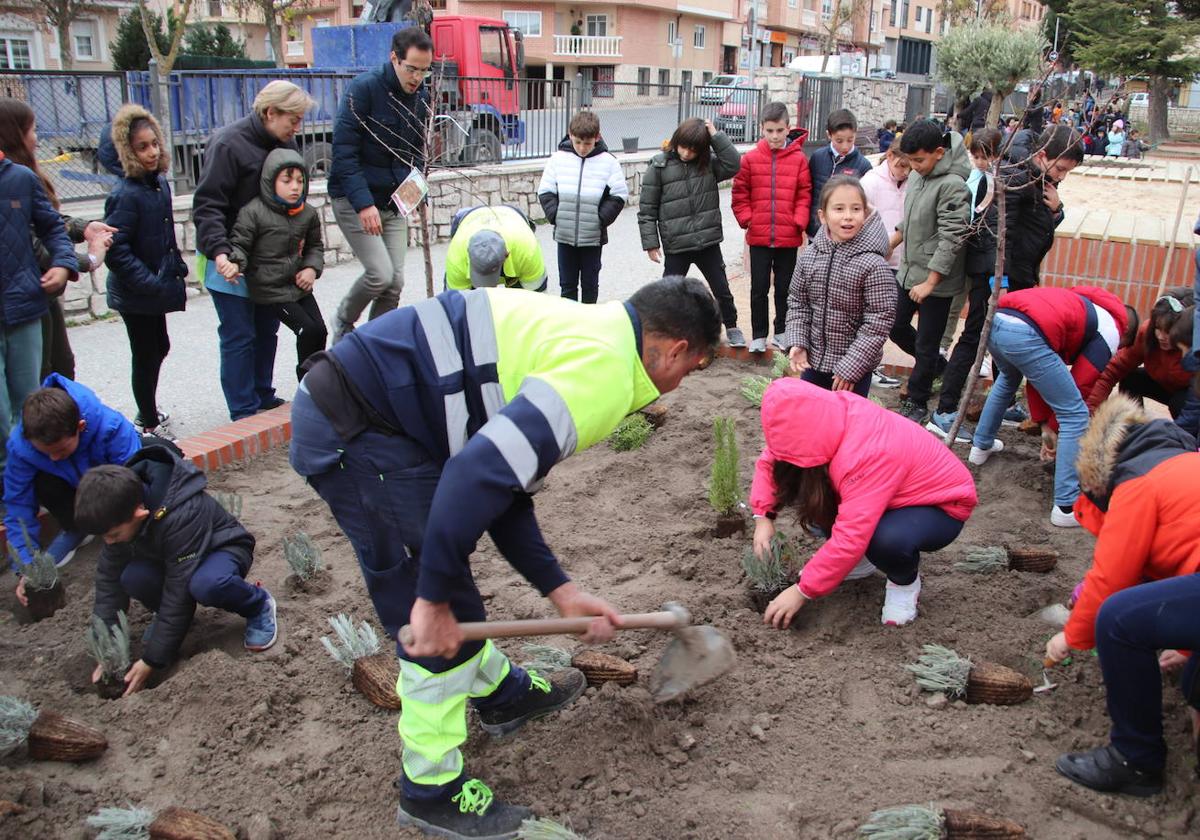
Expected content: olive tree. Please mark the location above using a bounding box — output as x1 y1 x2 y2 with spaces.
936 19 1046 128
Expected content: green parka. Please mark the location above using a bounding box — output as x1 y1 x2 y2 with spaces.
638 131 741 254
897 131 971 298
228 148 324 305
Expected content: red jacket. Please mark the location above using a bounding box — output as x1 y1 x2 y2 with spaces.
1086 320 1193 412
750 379 977 599
996 285 1128 431
732 129 812 248
1065 399 1200 650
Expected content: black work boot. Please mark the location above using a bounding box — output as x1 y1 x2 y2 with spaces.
477 668 586 737
1054 744 1164 797
397 778 532 840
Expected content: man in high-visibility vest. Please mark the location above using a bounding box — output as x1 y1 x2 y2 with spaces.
445 204 547 292
289 276 720 839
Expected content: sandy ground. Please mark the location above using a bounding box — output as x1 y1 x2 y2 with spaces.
1 361 1197 839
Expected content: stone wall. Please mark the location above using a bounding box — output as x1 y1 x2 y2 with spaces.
755 69 911 130
62 151 663 323
1126 104 1200 134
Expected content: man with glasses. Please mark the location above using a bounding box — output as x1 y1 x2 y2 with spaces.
289 276 720 839
328 25 433 344
445 204 547 292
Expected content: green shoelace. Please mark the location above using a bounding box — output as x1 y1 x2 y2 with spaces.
527 670 551 693
452 779 494 815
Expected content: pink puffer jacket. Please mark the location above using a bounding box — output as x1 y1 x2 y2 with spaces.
750 379 977 599
860 161 907 269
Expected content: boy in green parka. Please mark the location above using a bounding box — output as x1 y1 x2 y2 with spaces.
222 148 326 381
888 120 971 425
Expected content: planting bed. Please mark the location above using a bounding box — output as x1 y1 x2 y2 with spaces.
1 358 1197 839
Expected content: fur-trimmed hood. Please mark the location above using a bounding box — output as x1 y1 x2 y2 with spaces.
1076 394 1197 511
110 103 169 179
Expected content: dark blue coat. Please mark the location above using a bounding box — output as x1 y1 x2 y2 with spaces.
4 374 142 568
0 157 75 327
328 63 429 212
806 145 873 237
96 123 124 177
104 173 187 315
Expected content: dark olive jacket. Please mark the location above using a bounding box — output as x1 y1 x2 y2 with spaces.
638 131 741 254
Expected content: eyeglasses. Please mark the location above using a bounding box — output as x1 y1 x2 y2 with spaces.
1157 294 1184 313
401 62 433 77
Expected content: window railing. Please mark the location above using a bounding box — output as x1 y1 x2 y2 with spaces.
285 40 305 57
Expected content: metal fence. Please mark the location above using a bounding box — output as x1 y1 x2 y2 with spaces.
3 70 127 202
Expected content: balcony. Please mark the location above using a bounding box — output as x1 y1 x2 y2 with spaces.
802 9 818 28
553 34 623 57
286 40 306 57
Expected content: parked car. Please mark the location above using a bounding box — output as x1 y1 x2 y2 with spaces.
698 75 750 105
868 68 896 80
1129 92 1149 106
714 87 760 142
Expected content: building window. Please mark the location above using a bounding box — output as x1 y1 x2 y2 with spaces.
667 20 676 46
586 15 607 37
71 20 98 61
926 10 932 32
702 70 713 83
657 67 670 95
693 25 705 49
429 0 446 7
637 66 650 95
207 0 222 16
914 5 922 23
821 0 832 19
889 2 896 25
315 18 332 27
681 69 692 90
788 0 797 7
591 65 614 97
502 11 541 37
897 36 931 75
901 0 910 26
0 36 32 69
783 49 795 64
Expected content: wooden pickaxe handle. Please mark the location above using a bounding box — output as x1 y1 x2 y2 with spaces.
398 610 685 648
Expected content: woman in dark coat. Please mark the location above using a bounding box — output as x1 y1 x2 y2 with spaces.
191 81 313 421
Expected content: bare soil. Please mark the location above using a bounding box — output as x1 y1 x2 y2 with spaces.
1 359 1196 839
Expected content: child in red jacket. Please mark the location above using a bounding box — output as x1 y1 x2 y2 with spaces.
732 102 811 353
1045 395 1200 797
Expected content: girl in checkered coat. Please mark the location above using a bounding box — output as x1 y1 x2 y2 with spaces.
782 175 897 397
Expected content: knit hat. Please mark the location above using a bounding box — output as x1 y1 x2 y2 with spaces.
467 230 508 288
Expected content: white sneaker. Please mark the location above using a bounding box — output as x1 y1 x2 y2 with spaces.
1050 506 1080 528
748 337 768 353
968 438 1005 465
882 576 921 626
844 557 879 581
979 354 993 379
771 333 787 351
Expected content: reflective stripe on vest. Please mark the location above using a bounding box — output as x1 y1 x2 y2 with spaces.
398 639 511 703
477 414 540 490
464 290 508 422
518 376 578 461
413 296 470 456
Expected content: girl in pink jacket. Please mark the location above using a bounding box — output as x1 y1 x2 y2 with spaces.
750 378 977 627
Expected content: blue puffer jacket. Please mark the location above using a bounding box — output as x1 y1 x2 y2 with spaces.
328 63 429 212
0 156 75 327
4 374 142 568
103 104 187 315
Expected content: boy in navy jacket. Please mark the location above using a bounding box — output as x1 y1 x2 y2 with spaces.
806 108 872 239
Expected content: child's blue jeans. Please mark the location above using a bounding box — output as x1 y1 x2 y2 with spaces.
0 320 44 479
120 550 265 618
1095 574 1200 770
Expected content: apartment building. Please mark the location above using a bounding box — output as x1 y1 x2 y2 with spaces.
0 1 131 70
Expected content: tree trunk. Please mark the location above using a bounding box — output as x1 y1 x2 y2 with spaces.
1148 74 1171 145
266 9 284 68
985 89 1005 129
56 20 73 70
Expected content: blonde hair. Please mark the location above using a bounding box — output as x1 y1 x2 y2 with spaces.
253 81 315 119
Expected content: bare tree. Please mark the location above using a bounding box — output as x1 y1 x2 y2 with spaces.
136 0 192 75
818 0 869 73
226 0 316 68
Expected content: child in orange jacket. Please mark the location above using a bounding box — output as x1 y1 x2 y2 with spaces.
1046 395 1200 797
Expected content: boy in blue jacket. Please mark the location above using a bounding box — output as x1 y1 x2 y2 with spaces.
806 108 872 240
7 377 141 605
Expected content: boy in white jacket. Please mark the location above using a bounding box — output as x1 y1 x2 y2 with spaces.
537 111 629 303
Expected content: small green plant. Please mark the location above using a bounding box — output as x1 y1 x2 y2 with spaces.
320 613 381 671
740 375 771 407
858 804 942 839
520 644 572 673
954 546 1008 574
211 491 243 519
518 817 586 840
282 532 323 580
906 644 972 698
87 805 156 839
609 413 653 451
740 534 794 593
0 696 39 754
7 524 58 591
708 417 740 516
771 351 790 379
85 612 132 680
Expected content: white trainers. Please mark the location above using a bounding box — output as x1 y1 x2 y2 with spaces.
882 576 921 626
968 438 1005 465
771 333 787 351
844 557 879 581
1050 506 1080 528
748 337 768 353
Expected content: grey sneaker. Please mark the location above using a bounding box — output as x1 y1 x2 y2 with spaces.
771 333 787 351
331 316 356 345
748 337 768 353
726 327 747 348
871 368 901 388
926 410 972 444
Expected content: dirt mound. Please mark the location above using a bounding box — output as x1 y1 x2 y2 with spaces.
1 360 1195 839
